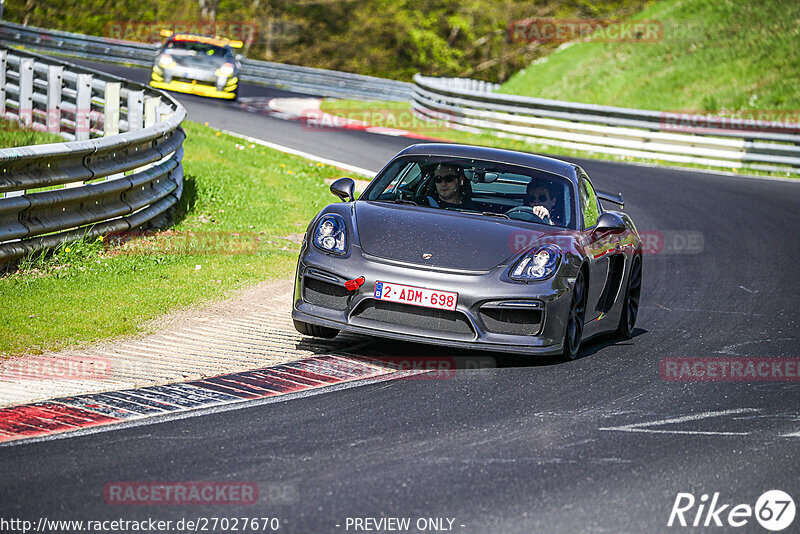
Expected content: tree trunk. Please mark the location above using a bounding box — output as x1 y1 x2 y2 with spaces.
22 0 36 26
198 0 220 21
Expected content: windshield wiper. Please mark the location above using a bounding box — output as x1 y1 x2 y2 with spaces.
376 198 422 206
480 211 511 219
443 208 511 219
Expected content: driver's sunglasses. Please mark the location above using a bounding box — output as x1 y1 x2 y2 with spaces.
527 194 550 203
434 174 457 184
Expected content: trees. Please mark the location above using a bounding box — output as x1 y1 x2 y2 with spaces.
4 0 647 82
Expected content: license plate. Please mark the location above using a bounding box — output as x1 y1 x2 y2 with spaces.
374 281 458 311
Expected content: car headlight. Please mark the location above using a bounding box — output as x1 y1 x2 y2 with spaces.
510 244 562 281
158 54 176 68
313 214 347 254
215 63 235 77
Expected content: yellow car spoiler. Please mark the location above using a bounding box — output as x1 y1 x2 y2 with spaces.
159 29 243 49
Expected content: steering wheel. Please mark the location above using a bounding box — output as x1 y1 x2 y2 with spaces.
505 206 551 225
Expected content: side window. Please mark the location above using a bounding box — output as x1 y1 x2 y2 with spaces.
580 173 600 229
382 162 421 195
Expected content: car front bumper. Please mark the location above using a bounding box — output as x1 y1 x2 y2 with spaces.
292 245 575 356
150 66 238 99
150 79 237 99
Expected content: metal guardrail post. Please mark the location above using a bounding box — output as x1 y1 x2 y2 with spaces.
103 82 120 136
128 90 143 131
74 73 92 141
103 81 123 182
142 95 160 171
144 96 159 128
46 65 63 134
67 72 91 186
18 57 33 125
0 49 6 117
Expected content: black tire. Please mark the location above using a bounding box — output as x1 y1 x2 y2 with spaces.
616 255 642 339
293 319 339 339
561 269 587 361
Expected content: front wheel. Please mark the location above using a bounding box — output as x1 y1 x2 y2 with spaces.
616 255 642 339
293 319 339 339
561 269 587 361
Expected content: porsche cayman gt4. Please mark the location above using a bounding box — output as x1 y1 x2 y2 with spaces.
292 144 642 360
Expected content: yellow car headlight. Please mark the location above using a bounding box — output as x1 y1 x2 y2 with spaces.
158 54 176 69
215 63 235 77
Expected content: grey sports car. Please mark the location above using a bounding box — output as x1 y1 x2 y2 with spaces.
292 144 642 359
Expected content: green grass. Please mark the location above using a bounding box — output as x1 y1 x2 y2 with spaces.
0 118 65 148
0 121 360 356
319 99 797 179
500 0 800 114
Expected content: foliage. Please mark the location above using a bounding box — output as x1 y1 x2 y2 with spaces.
6 0 649 82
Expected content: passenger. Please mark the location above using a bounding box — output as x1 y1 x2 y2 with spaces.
525 180 559 225
431 163 476 210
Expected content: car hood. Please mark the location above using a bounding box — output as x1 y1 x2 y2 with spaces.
354 201 554 271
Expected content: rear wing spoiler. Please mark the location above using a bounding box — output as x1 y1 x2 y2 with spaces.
159 29 243 48
597 191 624 208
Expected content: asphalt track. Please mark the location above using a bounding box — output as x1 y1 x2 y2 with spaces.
1 62 799 533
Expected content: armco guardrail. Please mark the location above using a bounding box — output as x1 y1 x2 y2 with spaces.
0 21 412 101
412 75 800 175
0 47 186 264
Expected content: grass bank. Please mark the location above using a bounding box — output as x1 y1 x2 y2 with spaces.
0 121 358 356
1 118 64 148
500 0 800 114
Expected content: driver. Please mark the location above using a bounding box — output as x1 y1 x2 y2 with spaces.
431 163 475 210
525 180 559 225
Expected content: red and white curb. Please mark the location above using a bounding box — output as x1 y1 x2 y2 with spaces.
0 355 401 445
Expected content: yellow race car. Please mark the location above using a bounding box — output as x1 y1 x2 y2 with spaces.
150 30 242 100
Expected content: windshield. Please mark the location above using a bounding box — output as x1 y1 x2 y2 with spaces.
164 40 232 65
363 155 576 229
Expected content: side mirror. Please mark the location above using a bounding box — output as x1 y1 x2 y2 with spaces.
594 212 626 234
330 177 355 202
